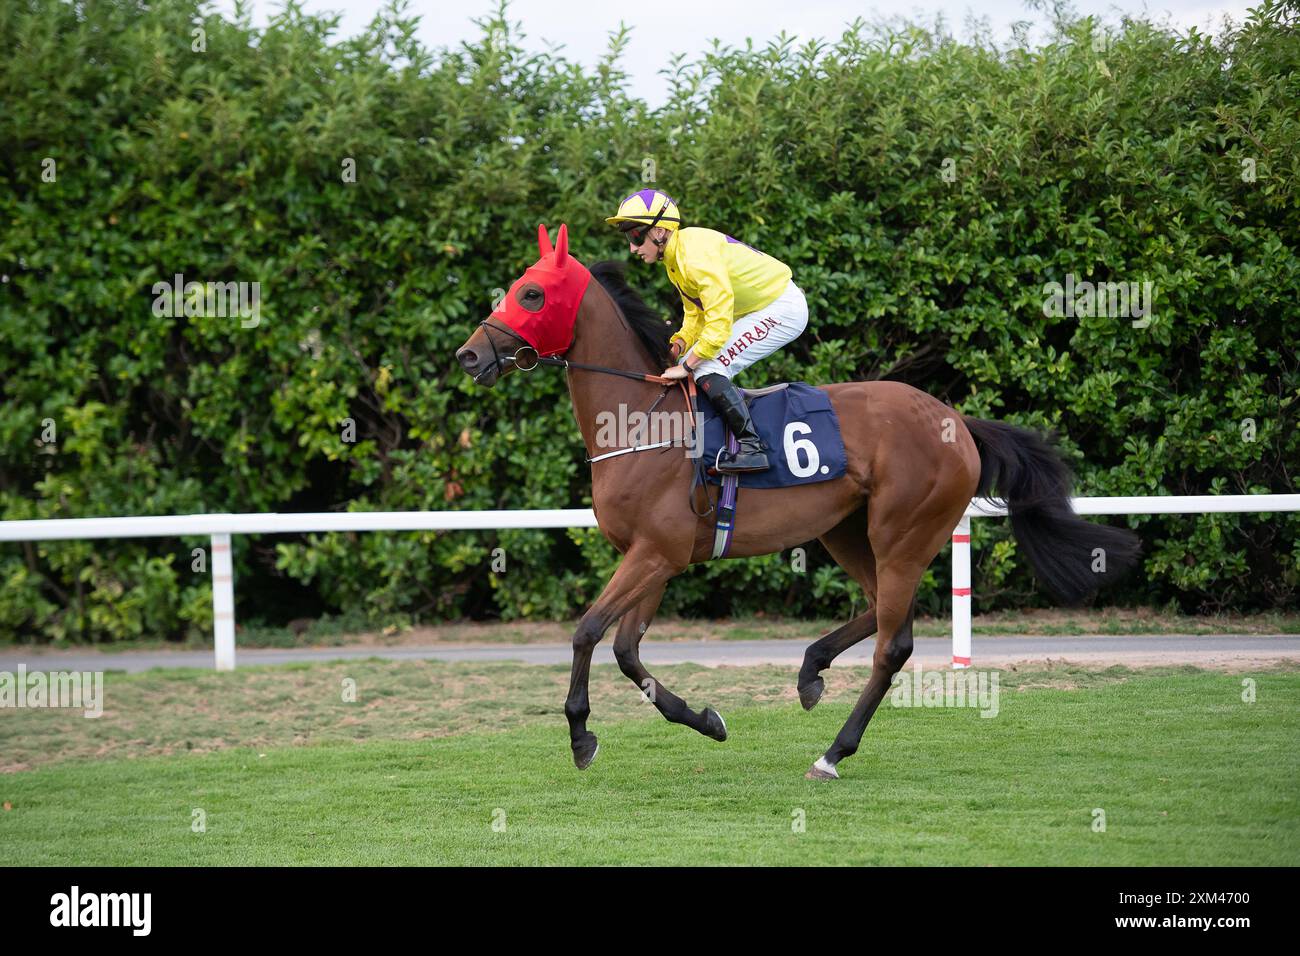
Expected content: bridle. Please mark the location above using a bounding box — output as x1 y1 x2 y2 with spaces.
472 316 714 517
475 316 686 386
474 317 543 382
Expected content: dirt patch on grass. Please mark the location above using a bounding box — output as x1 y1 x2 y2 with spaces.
976 653 1300 672
4 659 1296 774
342 608 1298 644
26 608 1290 654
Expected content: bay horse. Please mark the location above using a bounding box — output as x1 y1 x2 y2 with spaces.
455 224 1140 780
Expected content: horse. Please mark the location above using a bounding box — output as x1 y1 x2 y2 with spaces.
455 223 1141 780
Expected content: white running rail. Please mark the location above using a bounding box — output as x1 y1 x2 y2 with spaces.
950 494 1300 668
0 510 597 670
2 496 1296 670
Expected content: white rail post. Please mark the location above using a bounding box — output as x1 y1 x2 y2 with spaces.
211 533 236 671
951 516 972 669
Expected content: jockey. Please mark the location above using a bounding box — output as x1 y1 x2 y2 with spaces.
606 189 809 473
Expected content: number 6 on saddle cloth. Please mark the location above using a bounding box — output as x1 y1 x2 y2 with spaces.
697 382 847 559
699 382 847 489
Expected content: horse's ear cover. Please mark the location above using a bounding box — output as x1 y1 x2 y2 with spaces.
495 223 591 358
555 223 569 265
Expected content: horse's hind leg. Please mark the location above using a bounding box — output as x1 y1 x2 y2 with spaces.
806 562 921 780
797 508 879 710
805 456 973 780
797 609 878 710
612 584 727 741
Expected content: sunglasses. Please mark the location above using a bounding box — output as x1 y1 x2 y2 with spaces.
619 222 652 245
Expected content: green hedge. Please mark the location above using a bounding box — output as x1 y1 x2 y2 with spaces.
2 0 1297 641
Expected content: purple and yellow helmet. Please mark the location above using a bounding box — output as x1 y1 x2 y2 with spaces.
605 189 682 237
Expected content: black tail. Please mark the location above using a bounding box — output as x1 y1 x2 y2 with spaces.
963 417 1141 605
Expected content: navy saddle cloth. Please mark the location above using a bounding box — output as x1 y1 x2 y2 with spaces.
699 382 847 489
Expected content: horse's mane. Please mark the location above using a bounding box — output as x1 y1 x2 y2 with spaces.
590 260 674 368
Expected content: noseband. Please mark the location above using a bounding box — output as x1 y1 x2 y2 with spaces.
474 317 541 383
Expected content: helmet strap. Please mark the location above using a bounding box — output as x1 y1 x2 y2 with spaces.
643 201 669 235
627 197 673 247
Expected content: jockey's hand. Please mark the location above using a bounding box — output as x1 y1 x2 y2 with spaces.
660 365 689 381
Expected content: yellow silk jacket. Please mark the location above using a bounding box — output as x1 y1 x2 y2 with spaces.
662 227 792 360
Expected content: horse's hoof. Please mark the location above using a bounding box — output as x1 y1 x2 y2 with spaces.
573 736 599 770
804 756 839 781
702 707 728 742
798 676 825 711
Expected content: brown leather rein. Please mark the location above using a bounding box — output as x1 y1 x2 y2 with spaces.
476 318 713 517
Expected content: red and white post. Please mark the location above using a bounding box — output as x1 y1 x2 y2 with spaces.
211 533 236 671
951 516 972 669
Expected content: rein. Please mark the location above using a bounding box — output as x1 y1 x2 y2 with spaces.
478 318 681 385
478 317 714 518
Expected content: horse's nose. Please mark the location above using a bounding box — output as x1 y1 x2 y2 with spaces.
456 346 481 374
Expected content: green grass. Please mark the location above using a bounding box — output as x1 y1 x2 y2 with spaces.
1 663 1296 865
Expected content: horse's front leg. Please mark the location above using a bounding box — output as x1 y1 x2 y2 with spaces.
565 549 677 769
612 583 727 741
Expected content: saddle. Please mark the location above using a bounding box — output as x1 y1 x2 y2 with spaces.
697 382 847 558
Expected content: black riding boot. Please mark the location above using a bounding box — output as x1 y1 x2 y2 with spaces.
698 373 771 473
